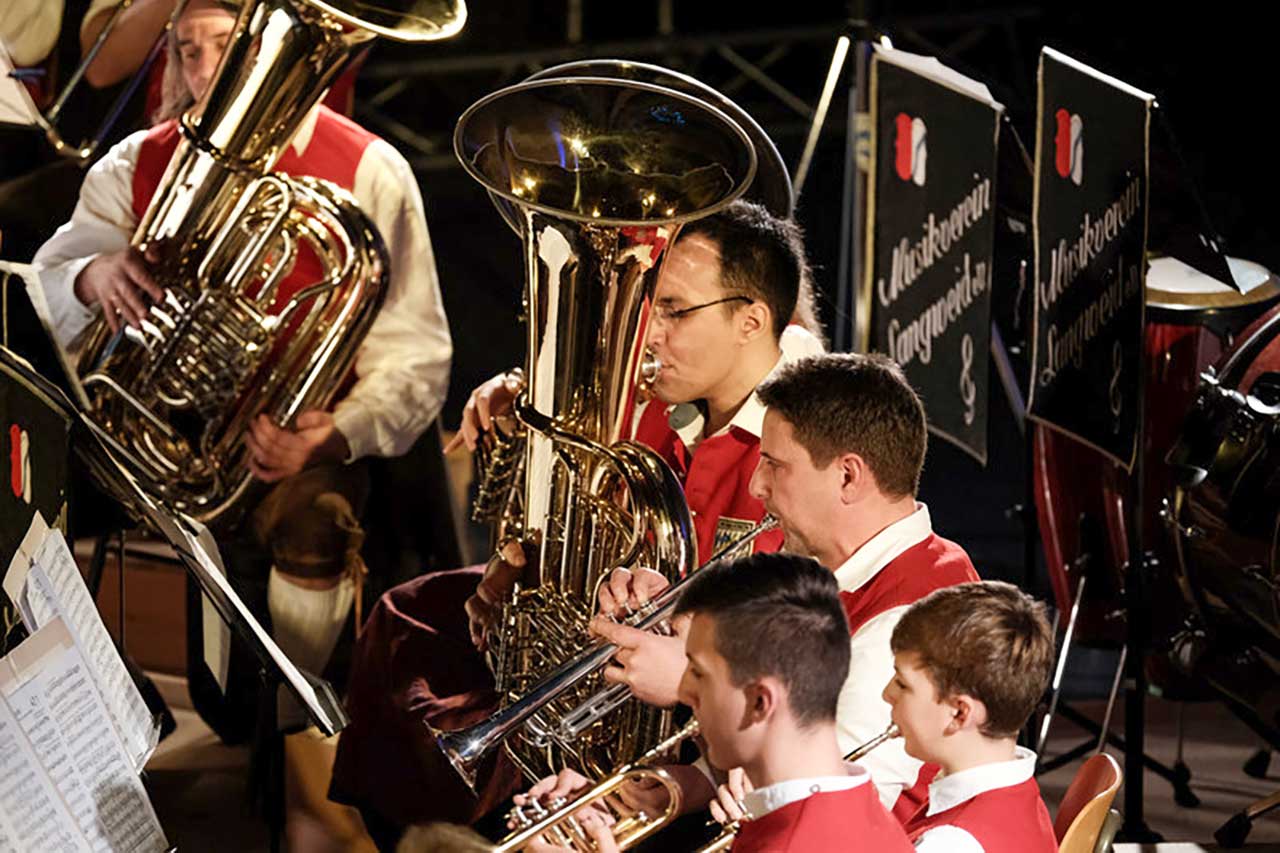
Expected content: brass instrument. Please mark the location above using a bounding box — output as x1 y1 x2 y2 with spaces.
494 718 700 852
449 73 757 783
74 0 465 524
695 724 902 853
436 517 779 789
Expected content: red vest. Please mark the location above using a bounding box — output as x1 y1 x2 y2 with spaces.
131 106 377 358
838 531 978 822
904 777 1058 853
730 783 914 853
632 401 784 566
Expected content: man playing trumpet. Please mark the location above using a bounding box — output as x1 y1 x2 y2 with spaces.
510 553 915 853
592 353 980 819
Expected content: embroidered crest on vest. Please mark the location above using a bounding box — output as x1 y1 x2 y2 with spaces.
713 516 757 559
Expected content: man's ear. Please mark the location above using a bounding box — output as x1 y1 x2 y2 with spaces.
737 301 772 344
837 452 870 503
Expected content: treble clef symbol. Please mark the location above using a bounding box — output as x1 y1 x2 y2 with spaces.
1109 341 1124 425
960 333 977 426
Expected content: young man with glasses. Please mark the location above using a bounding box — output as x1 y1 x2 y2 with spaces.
330 200 823 847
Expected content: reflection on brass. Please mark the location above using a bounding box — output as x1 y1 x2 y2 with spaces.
74 0 464 524
447 69 757 784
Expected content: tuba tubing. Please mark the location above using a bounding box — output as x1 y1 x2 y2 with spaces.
434 516 779 789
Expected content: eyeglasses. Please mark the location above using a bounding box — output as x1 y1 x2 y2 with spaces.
651 295 753 323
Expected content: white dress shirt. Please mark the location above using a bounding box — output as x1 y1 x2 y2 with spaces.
831 504 935 810
32 108 452 462
742 763 874 820
912 747 1040 852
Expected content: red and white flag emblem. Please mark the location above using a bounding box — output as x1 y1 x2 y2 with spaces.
894 113 927 186
1054 108 1083 185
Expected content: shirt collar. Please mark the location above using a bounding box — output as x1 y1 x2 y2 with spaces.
831 503 933 593
925 747 1038 816
669 324 824 448
742 764 872 820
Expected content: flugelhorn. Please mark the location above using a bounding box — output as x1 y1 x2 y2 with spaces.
435 516 779 789
494 718 700 852
695 723 902 853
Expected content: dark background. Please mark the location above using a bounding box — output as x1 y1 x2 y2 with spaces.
4 1 1272 592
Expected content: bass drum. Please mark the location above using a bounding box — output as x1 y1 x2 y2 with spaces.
1034 255 1280 650
1168 260 1280 748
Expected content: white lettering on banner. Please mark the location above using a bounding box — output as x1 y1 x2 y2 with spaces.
886 252 989 367
1041 175 1142 311
1038 252 1142 388
959 333 977 425
877 174 992 309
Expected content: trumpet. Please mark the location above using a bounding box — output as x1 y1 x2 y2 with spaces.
494 718 700 852
695 724 902 853
436 516 779 788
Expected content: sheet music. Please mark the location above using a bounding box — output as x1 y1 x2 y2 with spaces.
18 523 158 771
0 676 90 852
0 620 167 853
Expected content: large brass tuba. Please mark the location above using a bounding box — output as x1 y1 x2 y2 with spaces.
74 0 465 524
453 74 757 782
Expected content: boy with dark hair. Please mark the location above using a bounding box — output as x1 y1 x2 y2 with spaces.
885 581 1058 852
672 551 912 852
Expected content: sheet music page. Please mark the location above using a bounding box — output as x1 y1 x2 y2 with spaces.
0 670 91 852
0 620 167 853
20 528 159 771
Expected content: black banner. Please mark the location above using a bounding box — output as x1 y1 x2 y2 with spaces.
860 51 1002 464
1028 48 1153 470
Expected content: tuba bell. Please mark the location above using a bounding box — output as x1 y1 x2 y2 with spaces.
73 0 465 524
452 73 758 783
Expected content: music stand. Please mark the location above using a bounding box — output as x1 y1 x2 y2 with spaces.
0 264 348 737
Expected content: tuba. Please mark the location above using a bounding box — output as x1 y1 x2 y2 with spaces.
452 73 758 783
74 0 465 524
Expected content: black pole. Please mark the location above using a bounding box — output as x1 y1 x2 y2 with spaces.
835 35 869 353
1118 303 1161 841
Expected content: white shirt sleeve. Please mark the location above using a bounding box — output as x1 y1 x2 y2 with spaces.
331 137 453 460
31 129 147 348
836 604 925 810
914 825 984 852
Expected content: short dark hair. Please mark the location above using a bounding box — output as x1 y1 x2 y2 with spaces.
891 581 1055 739
756 352 926 498
678 200 805 339
674 552 850 727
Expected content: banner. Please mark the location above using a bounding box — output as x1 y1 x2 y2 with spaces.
1028 48 1154 469
860 48 1002 464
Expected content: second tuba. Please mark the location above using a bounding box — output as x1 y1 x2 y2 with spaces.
74 0 465 524
452 73 757 783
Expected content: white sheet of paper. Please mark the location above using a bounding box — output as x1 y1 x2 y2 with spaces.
0 620 167 853
20 529 158 771
2 510 48 627
873 45 1003 109
0 677 90 852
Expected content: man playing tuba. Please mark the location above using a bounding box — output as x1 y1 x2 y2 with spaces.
331 200 824 848
31 0 451 815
